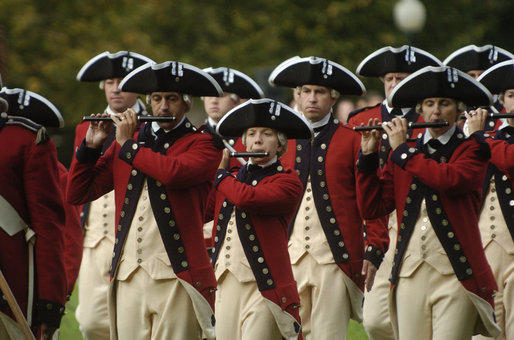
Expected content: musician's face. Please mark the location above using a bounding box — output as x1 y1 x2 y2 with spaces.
502 89 514 126
104 78 139 113
420 97 458 138
299 85 337 123
381 72 410 99
203 92 240 123
244 127 282 165
149 91 189 130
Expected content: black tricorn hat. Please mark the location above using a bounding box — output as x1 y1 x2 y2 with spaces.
477 60 514 95
217 98 313 140
268 56 366 95
388 66 493 108
0 87 64 127
203 67 264 99
77 51 155 82
119 61 223 97
443 45 514 72
356 45 442 77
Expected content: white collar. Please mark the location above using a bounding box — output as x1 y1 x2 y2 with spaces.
207 117 218 128
310 112 331 128
151 116 186 133
383 100 410 116
423 125 456 145
498 119 512 131
249 156 278 168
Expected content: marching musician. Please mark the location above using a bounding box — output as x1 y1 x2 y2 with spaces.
347 45 442 340
443 44 514 132
0 85 67 339
210 98 311 339
73 50 154 340
356 65 500 339
201 67 264 250
269 56 389 340
467 59 514 340
66 61 223 339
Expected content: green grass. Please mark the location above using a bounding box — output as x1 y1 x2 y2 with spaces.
59 286 369 339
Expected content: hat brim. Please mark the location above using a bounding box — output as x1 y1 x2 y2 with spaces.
443 45 514 72
119 61 223 97
203 67 264 99
477 60 514 95
356 45 442 77
388 66 493 108
268 56 365 95
217 98 313 140
0 88 64 128
77 51 155 82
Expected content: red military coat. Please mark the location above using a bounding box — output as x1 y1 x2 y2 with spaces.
57 162 83 295
0 116 66 328
210 162 303 336
66 120 222 309
355 131 497 308
483 132 514 179
281 117 389 289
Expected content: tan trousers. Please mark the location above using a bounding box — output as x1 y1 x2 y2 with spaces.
473 241 514 340
0 312 24 339
293 253 351 340
363 254 395 340
114 267 201 340
75 239 112 340
393 262 478 340
215 271 282 340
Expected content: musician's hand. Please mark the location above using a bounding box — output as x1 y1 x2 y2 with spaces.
113 108 139 146
360 118 380 155
362 259 377 292
218 149 230 170
465 108 488 134
383 117 407 150
40 323 58 340
85 113 112 148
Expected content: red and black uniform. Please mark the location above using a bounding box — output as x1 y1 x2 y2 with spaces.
356 129 499 334
210 161 303 337
281 116 389 289
0 115 67 331
67 119 222 321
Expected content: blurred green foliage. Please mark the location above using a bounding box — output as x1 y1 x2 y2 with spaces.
0 0 512 165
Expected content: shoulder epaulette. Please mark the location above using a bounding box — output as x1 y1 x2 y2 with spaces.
347 102 381 120
6 116 50 145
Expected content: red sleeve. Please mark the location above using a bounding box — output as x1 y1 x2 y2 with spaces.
356 152 396 220
66 141 116 205
488 138 514 177
216 170 303 214
392 140 487 195
129 134 222 188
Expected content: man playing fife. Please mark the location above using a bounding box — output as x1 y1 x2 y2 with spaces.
269 56 389 340
67 61 223 340
347 45 442 340
468 59 514 340
73 50 153 340
357 65 500 339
